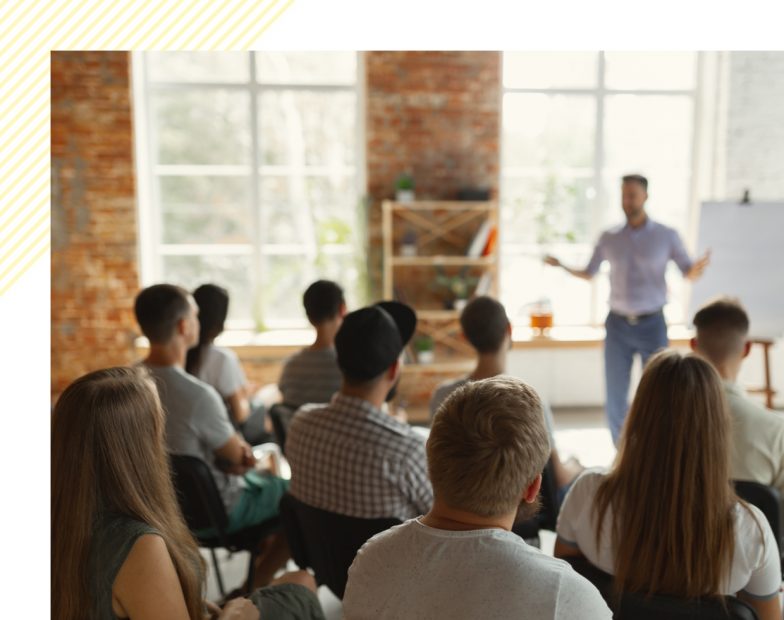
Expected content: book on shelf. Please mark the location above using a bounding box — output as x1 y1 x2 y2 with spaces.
466 220 492 257
474 272 493 297
481 226 498 257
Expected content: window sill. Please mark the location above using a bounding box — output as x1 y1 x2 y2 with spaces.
135 324 694 360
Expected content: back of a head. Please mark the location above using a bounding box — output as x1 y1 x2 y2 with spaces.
596 349 736 599
303 279 345 325
460 296 510 354
51 366 203 619
428 376 550 518
693 296 750 366
192 283 229 341
134 283 191 344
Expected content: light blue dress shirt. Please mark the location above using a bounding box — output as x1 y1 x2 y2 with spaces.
585 218 693 316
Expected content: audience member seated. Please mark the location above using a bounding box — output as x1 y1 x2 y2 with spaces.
691 297 784 497
286 300 433 520
51 366 325 620
429 295 584 496
135 284 289 587
554 350 782 620
343 376 612 619
186 283 272 445
278 279 346 409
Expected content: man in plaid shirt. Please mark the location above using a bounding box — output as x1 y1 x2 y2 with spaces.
286 301 433 521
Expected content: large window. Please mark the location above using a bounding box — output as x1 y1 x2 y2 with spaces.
501 52 700 326
133 52 364 330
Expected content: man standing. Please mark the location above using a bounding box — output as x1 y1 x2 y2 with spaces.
545 175 710 444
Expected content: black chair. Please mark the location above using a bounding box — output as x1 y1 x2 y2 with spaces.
268 403 297 454
564 557 759 620
512 457 560 545
733 479 783 569
278 492 401 599
616 591 759 620
169 454 279 598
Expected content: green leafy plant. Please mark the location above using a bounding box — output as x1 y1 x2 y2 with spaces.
414 335 434 352
434 266 479 303
395 172 415 191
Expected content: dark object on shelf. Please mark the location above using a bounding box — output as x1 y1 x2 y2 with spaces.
457 187 490 201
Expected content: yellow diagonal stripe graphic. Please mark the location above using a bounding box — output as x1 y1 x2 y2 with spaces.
0 0 295 297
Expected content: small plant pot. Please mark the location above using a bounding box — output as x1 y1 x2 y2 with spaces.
400 243 417 257
396 189 415 203
453 298 469 313
417 350 435 365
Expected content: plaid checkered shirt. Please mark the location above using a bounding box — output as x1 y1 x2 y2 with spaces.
286 393 433 521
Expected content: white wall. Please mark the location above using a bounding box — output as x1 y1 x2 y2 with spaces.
508 341 784 409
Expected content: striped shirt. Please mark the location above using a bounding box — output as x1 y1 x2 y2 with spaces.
286 393 433 520
278 347 342 409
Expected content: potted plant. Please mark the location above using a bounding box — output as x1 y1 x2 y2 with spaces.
434 267 479 311
395 172 415 203
414 335 435 364
400 228 418 257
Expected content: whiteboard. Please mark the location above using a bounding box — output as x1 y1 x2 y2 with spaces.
688 201 784 338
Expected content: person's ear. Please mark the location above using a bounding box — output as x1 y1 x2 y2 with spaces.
388 358 401 382
689 337 698 352
742 340 752 359
176 316 187 336
521 473 542 504
506 321 513 337
339 302 347 318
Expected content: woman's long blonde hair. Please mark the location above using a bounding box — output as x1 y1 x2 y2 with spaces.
593 349 743 599
51 366 204 619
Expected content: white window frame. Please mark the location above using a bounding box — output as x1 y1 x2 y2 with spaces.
131 51 365 330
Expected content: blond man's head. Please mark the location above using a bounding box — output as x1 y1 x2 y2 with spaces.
428 375 550 518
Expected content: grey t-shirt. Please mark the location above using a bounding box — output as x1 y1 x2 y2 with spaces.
278 347 342 409
146 364 244 512
344 519 612 619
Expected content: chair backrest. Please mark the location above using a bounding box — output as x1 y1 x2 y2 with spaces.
617 591 759 620
733 480 783 557
169 454 230 539
512 457 559 539
279 493 401 599
268 404 297 454
564 557 759 620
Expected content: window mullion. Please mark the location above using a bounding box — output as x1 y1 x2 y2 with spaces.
249 52 263 330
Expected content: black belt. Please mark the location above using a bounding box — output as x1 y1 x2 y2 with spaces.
610 309 663 325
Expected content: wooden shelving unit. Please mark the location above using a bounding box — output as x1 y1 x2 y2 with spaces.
382 200 500 365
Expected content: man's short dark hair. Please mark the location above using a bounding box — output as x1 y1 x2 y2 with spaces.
134 284 191 344
460 296 510 354
693 297 750 363
303 280 345 325
622 174 648 191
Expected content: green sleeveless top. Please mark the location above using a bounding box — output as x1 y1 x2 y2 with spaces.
88 514 159 619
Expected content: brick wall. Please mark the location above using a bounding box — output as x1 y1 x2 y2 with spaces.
51 52 139 396
725 52 784 199
365 51 501 296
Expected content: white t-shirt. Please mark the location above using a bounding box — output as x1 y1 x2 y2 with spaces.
195 344 247 400
556 470 782 599
343 518 612 620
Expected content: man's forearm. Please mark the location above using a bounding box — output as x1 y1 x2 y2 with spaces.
562 265 592 280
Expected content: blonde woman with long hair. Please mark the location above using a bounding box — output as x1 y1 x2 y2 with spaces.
554 350 782 620
51 366 323 620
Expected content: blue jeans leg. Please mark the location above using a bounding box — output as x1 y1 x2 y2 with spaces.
605 313 635 446
635 311 669 368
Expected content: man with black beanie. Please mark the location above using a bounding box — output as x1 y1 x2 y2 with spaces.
285 301 433 521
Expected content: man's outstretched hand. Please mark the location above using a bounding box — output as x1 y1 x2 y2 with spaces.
686 249 711 281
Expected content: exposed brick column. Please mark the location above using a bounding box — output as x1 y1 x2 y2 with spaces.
364 51 501 298
51 51 139 397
